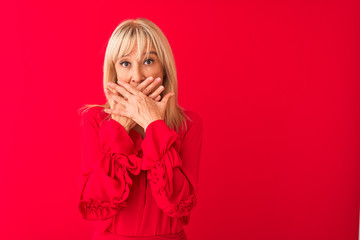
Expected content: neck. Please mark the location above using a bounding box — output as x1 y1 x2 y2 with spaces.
133 124 145 138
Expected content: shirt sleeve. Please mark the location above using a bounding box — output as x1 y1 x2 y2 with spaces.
78 110 143 221
141 114 203 225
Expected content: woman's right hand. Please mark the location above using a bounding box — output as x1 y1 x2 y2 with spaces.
105 76 165 133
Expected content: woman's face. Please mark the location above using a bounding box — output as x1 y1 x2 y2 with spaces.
114 43 164 94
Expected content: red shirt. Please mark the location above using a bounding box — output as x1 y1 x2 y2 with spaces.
78 106 203 240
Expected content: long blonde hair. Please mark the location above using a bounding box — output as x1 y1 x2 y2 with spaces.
78 18 188 133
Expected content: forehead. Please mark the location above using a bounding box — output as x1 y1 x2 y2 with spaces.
116 42 158 61
122 50 157 58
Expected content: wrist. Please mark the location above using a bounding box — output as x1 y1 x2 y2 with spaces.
111 117 130 134
144 118 163 133
124 126 130 134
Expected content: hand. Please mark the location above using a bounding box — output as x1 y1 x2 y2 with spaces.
105 78 175 131
105 87 136 132
104 76 165 132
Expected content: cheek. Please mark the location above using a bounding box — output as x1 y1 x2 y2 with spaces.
148 64 164 76
116 74 130 84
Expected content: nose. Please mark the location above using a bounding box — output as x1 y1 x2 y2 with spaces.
131 64 145 84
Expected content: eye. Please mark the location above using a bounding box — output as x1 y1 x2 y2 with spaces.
119 59 154 68
120 61 130 67
144 58 154 65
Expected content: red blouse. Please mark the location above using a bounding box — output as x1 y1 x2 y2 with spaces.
77 106 203 240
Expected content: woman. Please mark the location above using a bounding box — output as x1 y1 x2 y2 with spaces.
78 18 203 240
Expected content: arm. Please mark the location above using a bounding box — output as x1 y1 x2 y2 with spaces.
78 109 142 221
141 113 203 225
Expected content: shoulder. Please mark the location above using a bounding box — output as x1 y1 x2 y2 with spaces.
183 109 203 134
179 109 203 152
79 106 107 126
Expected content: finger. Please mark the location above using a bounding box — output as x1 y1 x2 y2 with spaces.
161 92 175 105
155 95 161 101
106 87 125 104
136 76 154 92
104 108 130 118
107 82 132 100
143 77 162 96
104 108 118 115
107 89 128 112
117 80 142 96
105 88 115 109
148 84 164 99
111 93 127 106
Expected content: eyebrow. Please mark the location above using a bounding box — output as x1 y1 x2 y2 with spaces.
118 51 158 59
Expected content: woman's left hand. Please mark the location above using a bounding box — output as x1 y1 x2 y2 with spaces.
104 80 175 131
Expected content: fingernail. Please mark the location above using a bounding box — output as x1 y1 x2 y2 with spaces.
156 78 161 82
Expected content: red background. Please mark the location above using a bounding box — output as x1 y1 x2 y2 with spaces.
0 0 359 239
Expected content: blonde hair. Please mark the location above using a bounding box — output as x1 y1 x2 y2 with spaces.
78 18 189 133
